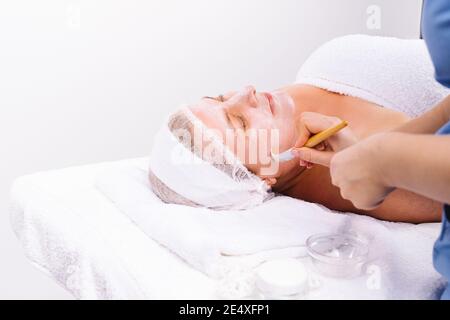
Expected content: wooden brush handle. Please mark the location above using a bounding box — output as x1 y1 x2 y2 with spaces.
304 121 348 148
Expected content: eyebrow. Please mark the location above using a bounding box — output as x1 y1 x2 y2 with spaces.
202 96 220 101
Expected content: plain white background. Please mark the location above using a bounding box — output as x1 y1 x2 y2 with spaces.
0 0 422 299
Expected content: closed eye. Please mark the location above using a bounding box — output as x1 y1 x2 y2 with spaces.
202 95 247 130
230 114 247 130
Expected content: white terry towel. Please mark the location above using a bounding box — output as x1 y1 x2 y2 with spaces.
96 167 345 278
96 167 445 299
296 34 450 117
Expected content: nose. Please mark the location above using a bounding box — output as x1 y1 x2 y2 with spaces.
244 85 257 104
227 85 258 108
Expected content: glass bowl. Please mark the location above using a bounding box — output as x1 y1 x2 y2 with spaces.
306 233 369 278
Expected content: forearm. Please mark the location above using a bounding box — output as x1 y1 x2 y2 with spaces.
394 95 450 134
379 133 450 204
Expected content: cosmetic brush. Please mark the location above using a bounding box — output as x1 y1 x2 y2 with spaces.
271 120 348 162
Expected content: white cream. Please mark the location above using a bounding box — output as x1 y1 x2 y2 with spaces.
255 259 308 298
270 148 295 162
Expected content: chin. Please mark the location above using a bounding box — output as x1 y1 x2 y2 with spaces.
272 91 295 117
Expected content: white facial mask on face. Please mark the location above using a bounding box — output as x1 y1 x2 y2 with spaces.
149 106 273 210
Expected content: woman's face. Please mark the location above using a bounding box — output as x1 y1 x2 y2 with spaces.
189 85 297 178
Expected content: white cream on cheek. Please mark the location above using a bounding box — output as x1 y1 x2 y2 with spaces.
194 90 296 172
239 112 295 172
273 91 297 149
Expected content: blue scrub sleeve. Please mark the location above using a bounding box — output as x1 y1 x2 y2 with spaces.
422 0 450 88
433 121 450 300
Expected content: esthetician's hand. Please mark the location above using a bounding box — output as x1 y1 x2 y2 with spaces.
329 133 395 210
292 112 357 168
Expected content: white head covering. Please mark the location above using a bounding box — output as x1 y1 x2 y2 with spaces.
149 106 273 210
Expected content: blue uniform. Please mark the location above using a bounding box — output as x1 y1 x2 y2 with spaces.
422 0 450 300
434 123 450 299
422 0 450 88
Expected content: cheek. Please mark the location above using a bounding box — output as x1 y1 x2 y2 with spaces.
281 126 297 148
230 132 287 178
224 132 258 167
248 112 274 131
225 116 294 172
270 121 296 152
245 116 296 155
228 132 272 171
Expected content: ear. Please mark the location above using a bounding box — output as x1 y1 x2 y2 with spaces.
262 177 277 188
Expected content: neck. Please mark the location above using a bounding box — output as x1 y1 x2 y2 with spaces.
273 164 306 193
270 84 336 193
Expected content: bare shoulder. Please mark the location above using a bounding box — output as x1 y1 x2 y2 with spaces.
368 189 442 223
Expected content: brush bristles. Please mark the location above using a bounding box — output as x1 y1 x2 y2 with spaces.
271 149 295 162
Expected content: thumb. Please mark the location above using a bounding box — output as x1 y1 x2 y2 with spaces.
293 121 310 148
292 147 334 167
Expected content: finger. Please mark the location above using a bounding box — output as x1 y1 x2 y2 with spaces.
292 147 334 167
294 121 310 148
294 113 341 148
301 112 341 132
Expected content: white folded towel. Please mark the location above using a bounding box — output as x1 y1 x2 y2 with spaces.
96 167 345 278
296 35 450 117
96 166 446 299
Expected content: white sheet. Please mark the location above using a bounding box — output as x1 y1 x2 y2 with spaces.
10 158 216 299
10 158 447 299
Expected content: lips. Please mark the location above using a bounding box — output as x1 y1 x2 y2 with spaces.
263 92 275 115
